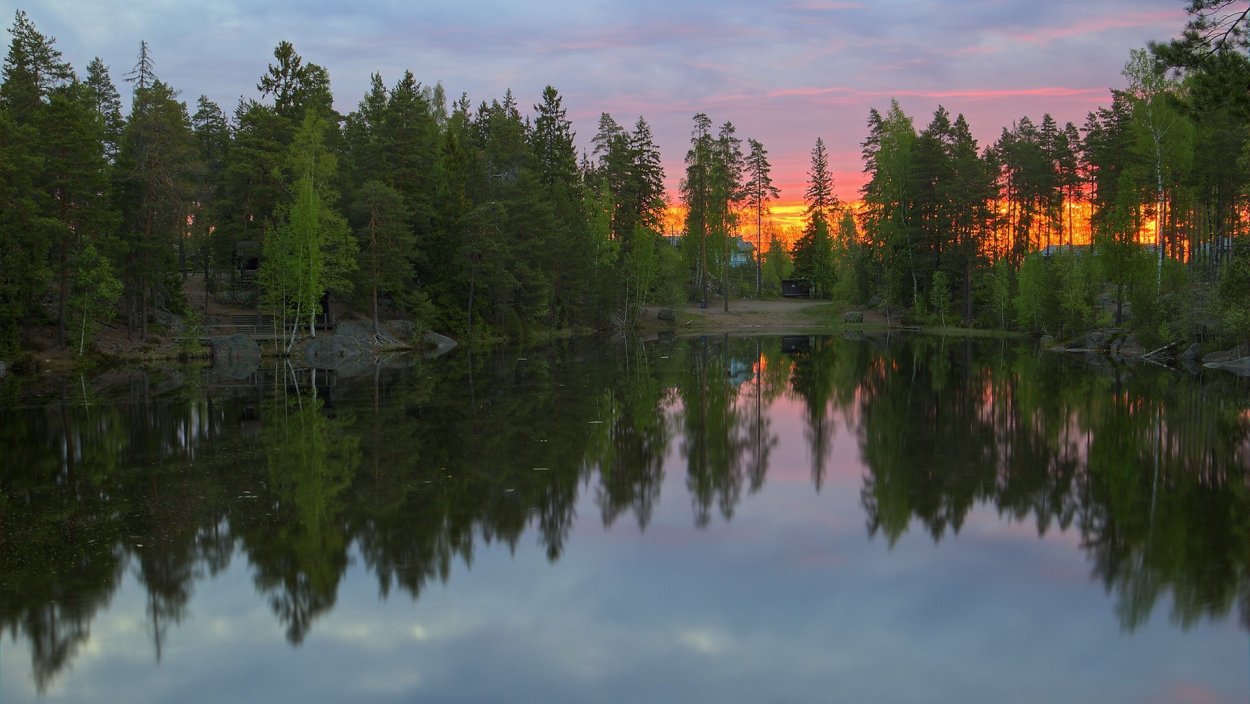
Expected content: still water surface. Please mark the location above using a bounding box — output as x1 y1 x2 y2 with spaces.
1 335 1248 703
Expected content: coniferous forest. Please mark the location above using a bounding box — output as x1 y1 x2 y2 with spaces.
0 3 1248 363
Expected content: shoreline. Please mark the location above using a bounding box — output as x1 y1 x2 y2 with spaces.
634 299 1029 340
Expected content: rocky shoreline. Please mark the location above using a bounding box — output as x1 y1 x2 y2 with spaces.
209 320 458 379
1045 329 1250 376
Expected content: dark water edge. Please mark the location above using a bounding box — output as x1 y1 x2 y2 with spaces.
2 333 1248 702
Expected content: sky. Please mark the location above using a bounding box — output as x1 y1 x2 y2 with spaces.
6 0 1190 219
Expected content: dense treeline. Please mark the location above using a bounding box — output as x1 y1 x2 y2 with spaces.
0 11 685 357
840 42 1250 346
1 4 1248 359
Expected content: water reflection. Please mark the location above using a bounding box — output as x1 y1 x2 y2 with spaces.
1 336 1248 695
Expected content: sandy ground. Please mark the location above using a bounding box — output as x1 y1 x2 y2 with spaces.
638 298 881 336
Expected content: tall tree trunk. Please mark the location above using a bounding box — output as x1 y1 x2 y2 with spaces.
699 225 707 308
57 235 68 348
466 265 475 336
370 219 379 337
755 205 762 297
963 255 973 322
141 207 155 342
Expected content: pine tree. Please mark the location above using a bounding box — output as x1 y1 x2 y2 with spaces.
382 71 437 239
84 57 124 163
258 41 334 124
190 95 229 296
804 137 836 222
0 10 72 122
44 80 112 346
0 95 43 352
0 11 94 349
529 86 589 327
352 180 411 336
793 138 839 299
860 100 918 315
743 138 781 296
343 72 388 188
682 113 714 306
116 77 195 340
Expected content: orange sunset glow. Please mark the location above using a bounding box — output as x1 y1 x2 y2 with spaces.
663 196 1177 258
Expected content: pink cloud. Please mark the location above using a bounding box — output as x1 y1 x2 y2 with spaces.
1002 9 1186 45
1147 682 1230 704
786 0 866 10
937 44 1003 58
768 85 1106 101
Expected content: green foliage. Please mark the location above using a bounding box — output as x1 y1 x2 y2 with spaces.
1155 259 1213 343
116 75 196 340
651 240 686 307
792 213 835 299
68 242 121 354
1055 249 1102 333
681 114 743 308
984 256 1012 330
1014 252 1053 334
0 100 49 353
1124 247 1165 342
1011 250 1100 337
1217 249 1250 344
792 138 842 299
929 270 951 326
761 235 792 297
351 179 412 331
260 113 357 348
861 101 928 311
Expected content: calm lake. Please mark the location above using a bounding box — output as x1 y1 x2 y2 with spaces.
2 334 1248 703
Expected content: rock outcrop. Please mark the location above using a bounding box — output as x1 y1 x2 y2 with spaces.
1202 344 1250 376
210 334 260 379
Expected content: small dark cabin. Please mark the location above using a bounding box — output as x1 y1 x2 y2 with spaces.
235 241 261 281
781 279 811 298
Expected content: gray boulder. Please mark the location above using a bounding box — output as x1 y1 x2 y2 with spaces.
1111 334 1145 358
292 322 374 370
385 319 418 342
1205 356 1250 377
210 334 260 380
1202 344 1250 364
1180 343 1203 361
657 308 676 322
1067 330 1114 351
422 331 458 357
843 311 864 323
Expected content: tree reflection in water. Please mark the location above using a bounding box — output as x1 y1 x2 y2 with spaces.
0 335 1247 690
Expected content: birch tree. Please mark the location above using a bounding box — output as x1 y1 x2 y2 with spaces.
259 112 356 351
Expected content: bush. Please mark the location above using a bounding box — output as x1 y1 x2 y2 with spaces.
1218 249 1250 345
1053 248 1101 335
1014 252 1054 334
